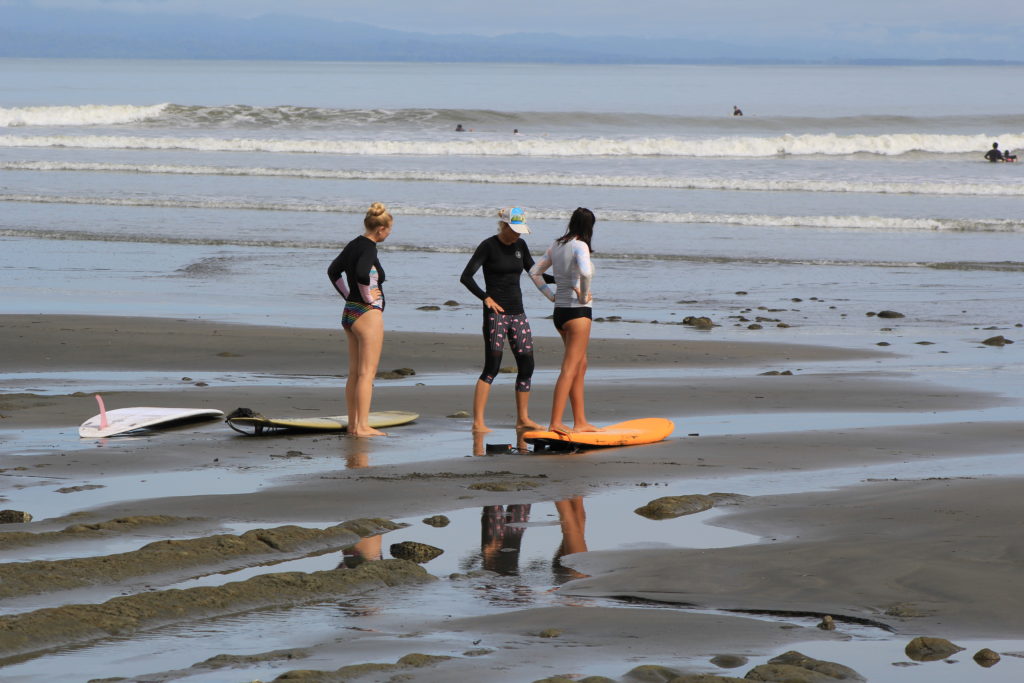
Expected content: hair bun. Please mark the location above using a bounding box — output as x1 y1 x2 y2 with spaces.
367 202 388 217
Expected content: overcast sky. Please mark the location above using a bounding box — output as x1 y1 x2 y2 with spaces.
6 0 1024 60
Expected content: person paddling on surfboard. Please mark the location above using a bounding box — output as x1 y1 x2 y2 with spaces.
327 202 393 437
460 207 553 433
530 207 602 435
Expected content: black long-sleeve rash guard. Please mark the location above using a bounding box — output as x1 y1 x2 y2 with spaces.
460 235 553 315
327 235 385 307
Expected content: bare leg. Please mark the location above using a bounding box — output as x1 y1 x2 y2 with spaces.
344 327 359 432
347 309 386 437
472 379 492 433
515 390 542 430
566 324 599 432
549 318 597 433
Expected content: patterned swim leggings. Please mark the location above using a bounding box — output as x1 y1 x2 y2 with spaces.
479 309 534 392
342 300 383 330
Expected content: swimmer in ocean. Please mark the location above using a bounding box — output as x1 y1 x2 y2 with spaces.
985 142 1005 162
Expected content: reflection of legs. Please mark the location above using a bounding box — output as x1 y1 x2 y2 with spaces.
549 317 598 433
554 497 587 555
346 309 385 437
346 451 370 468
481 504 531 575
553 497 589 580
341 534 382 568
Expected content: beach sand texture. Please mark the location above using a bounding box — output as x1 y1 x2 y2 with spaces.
1 314 1022 681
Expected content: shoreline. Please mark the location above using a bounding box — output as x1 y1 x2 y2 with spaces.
1 313 1023 681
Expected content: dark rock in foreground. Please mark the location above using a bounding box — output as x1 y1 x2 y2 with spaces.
982 335 1013 346
635 494 715 520
0 510 32 524
747 650 865 681
389 541 443 563
905 636 964 662
973 648 1001 667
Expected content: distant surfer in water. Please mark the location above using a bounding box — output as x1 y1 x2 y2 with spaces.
461 207 551 432
530 207 600 435
733 105 743 116
327 202 393 437
985 142 1006 162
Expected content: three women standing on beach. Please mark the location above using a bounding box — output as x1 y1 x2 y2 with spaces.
330 202 596 438
327 202 392 437
531 207 599 434
460 207 552 432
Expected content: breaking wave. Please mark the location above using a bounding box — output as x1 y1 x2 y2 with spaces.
3 160 1023 196
5 103 1024 133
3 192 1022 233
3 131 1024 157
0 104 171 128
3 227 1021 272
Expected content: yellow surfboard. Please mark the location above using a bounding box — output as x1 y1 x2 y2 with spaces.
523 418 674 451
226 409 419 435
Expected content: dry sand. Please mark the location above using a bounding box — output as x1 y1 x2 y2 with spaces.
1 314 1022 682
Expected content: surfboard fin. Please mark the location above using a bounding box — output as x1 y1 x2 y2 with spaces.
95 394 108 430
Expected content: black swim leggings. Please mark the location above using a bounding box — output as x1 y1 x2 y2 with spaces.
479 308 535 392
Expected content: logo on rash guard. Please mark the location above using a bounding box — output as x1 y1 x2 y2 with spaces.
515 250 522 259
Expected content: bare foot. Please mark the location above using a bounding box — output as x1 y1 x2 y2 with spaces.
472 423 492 433
548 423 572 435
515 418 543 430
349 427 387 437
573 422 603 432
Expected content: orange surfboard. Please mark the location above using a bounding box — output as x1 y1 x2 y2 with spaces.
523 418 674 450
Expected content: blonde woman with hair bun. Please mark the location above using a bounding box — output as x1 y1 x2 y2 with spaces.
327 202 394 436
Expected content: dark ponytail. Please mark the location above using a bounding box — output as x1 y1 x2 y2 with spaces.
556 207 595 252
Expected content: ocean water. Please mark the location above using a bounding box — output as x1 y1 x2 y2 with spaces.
1 59 1023 341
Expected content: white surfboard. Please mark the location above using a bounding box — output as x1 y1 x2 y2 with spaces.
79 395 224 438
225 409 419 435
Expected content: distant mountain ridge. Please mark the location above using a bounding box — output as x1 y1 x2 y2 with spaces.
1 6 1020 64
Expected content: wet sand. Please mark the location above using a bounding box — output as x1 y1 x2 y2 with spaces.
1 313 1023 682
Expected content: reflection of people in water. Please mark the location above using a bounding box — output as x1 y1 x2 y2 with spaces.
481 503 531 575
338 444 383 568
552 496 588 582
985 142 1006 162
733 105 743 117
341 533 382 568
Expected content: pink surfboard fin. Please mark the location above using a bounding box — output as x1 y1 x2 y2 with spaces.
95 394 109 430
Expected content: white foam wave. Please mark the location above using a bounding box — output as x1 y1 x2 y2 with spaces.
3 192 1021 233
3 131 1023 157
3 228 1020 272
4 160 1023 197
0 104 171 128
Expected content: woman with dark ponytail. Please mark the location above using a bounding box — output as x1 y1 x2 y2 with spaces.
530 207 600 435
